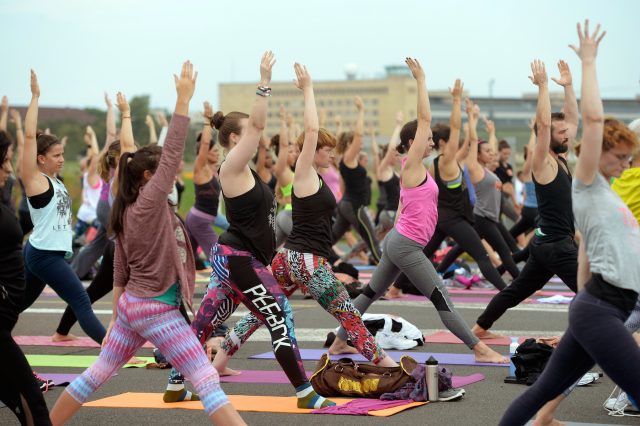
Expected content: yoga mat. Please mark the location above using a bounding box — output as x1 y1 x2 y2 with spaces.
39 373 80 386
220 369 485 387
445 289 572 296
250 349 508 367
84 393 424 416
15 335 154 348
25 354 153 368
386 294 544 304
425 331 528 346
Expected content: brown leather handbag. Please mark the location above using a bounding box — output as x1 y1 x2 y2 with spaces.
310 353 418 398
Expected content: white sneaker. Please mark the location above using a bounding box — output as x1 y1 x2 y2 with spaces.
376 331 418 350
604 389 640 417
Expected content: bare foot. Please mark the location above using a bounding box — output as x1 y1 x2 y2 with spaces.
219 367 242 377
471 324 503 340
51 333 79 342
127 356 145 365
206 337 223 355
537 336 561 348
384 286 404 299
328 338 359 355
473 342 509 364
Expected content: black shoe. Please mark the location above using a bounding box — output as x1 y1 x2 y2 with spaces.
33 371 54 392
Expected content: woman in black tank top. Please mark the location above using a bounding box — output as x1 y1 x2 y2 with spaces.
176 54 335 410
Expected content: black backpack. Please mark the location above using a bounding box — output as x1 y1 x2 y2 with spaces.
511 338 554 385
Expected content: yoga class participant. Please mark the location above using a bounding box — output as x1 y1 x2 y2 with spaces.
164 53 335 410
184 101 222 261
329 60 507 364
274 107 298 247
500 21 640 425
73 126 102 241
18 70 106 345
331 96 382 264
50 61 244 425
509 119 538 240
0 131 52 426
472 56 580 340
212 63 398 373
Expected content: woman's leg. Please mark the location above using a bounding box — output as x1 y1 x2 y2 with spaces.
354 206 382 263
186 209 219 262
331 201 354 244
19 242 47 313
56 241 115 337
474 216 520 279
24 244 106 343
509 206 537 239
70 224 109 279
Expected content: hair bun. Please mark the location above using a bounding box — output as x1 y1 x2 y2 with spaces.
212 111 225 130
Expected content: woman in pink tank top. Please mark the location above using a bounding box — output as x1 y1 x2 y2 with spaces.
329 59 507 365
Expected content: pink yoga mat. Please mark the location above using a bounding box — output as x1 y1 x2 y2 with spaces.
425 331 528 346
15 335 154 348
39 373 80 386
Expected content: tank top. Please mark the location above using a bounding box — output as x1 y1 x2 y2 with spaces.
77 173 103 223
281 180 293 211
218 168 277 266
523 181 538 208
433 156 474 223
340 160 368 207
27 174 73 255
267 174 277 193
533 156 575 242
382 173 400 211
396 159 439 246
473 168 502 222
285 176 337 259
193 176 221 216
320 166 342 202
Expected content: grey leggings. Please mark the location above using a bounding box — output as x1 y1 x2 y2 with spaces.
275 209 293 248
71 199 111 278
336 228 480 349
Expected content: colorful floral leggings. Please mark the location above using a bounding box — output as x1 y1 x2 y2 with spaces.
67 292 228 416
221 249 387 364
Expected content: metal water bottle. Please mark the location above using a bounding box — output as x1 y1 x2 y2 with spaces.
509 337 519 377
426 356 439 402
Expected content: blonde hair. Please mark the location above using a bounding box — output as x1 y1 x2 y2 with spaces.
296 128 337 151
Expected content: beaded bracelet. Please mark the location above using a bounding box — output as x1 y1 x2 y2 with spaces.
257 85 272 93
256 91 271 97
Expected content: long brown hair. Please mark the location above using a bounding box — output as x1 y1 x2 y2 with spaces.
109 146 162 235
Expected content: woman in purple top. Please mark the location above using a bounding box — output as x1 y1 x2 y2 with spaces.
50 61 244 425
330 59 507 365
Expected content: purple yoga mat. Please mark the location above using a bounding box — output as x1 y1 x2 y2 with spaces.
221 370 485 387
250 349 508 367
39 373 80 386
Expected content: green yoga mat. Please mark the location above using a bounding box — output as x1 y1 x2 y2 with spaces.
25 354 154 368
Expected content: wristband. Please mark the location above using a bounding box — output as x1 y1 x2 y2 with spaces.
122 115 131 119
257 85 272 93
256 91 271 97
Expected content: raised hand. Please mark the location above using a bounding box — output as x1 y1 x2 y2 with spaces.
1 96 7 112
569 19 606 62
279 105 286 122
405 57 425 81
116 92 130 115
528 60 548 87
259 51 276 86
30 70 40 98
449 79 463 100
484 118 495 134
528 116 536 130
551 60 573 87
354 96 364 111
174 60 198 102
9 109 22 127
395 111 404 125
104 92 112 108
293 63 312 90
464 97 474 115
60 136 68 148
145 114 154 127
203 101 213 119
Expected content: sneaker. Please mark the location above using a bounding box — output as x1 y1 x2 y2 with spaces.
605 391 640 415
376 331 418 350
438 387 465 401
577 371 601 386
33 371 54 392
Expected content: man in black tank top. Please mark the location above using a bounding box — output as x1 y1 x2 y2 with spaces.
473 59 580 337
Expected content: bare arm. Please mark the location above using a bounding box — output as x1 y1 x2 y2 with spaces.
145 114 158 145
156 112 169 146
530 60 552 178
379 112 403 174
369 127 380 177
572 20 606 185
522 117 536 178
292 63 320 198
221 52 276 179
0 96 8 131
342 96 364 167
21 70 49 196
116 92 135 154
104 93 117 147
86 126 100 187
456 122 471 162
464 99 484 183
9 110 24 176
439 80 463 174
194 101 213 178
551 60 579 139
274 106 293 185
483 117 498 152
402 58 432 189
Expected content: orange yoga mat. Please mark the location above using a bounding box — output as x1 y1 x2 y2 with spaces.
84 392 426 416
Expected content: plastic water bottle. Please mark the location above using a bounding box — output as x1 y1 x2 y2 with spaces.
426 356 439 402
509 337 519 377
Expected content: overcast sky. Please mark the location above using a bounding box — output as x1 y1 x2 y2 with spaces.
2 0 639 111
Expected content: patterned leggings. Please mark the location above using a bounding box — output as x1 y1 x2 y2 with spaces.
187 244 307 389
221 249 386 364
67 292 228 415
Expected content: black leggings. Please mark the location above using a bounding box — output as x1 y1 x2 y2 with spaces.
395 217 507 291
509 206 538 239
500 287 640 425
477 236 578 330
56 240 115 336
436 215 520 279
332 200 381 264
0 322 51 425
